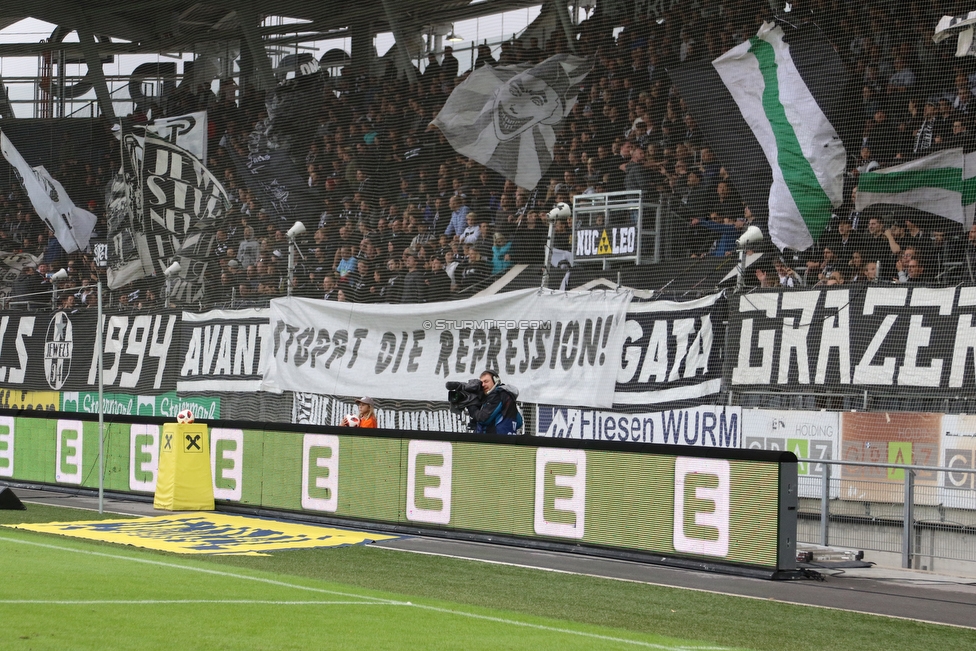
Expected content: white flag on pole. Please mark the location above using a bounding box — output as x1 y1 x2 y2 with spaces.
0 131 96 253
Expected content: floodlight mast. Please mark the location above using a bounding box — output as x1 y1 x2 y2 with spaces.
541 202 571 289
736 226 764 292
287 221 306 297
50 268 68 309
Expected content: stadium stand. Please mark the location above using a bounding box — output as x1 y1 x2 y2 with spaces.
2 0 973 313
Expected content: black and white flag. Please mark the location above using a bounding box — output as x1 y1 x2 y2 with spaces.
225 142 318 221
0 131 97 253
106 130 154 289
432 54 591 190
934 11 976 57
106 126 230 293
140 131 231 299
105 165 152 289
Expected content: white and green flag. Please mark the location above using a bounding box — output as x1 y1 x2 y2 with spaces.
670 22 850 252
855 148 976 228
712 22 846 251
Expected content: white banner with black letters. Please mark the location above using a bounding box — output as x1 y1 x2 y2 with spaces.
614 292 726 404
263 288 633 407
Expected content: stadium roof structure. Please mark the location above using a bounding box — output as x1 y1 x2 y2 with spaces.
0 0 542 56
0 0 546 118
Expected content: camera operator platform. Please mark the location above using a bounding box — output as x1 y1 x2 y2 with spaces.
446 370 523 435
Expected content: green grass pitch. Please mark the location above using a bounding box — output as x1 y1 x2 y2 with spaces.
0 504 970 651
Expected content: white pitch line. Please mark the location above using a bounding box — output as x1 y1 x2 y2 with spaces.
0 535 400 605
0 600 403 606
0 534 723 651
370 545 976 631
406 602 739 651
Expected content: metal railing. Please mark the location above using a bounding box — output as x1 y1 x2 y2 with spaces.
2 73 142 119
797 458 976 573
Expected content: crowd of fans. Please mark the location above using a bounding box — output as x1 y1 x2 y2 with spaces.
4 0 976 311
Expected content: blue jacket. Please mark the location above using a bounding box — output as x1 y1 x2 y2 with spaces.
492 242 513 275
699 219 739 257
467 384 522 435
445 205 471 237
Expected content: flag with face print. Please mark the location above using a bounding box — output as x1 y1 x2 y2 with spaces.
432 54 591 190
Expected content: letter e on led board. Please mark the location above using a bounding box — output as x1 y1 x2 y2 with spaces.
673 457 730 557
533 448 586 539
406 440 452 524
302 434 339 512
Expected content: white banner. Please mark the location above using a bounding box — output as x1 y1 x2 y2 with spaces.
263 289 633 407
535 404 742 447
147 111 208 162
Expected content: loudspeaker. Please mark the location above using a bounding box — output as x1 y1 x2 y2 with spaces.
0 487 25 510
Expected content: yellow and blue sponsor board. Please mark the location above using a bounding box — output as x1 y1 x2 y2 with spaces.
7 513 399 555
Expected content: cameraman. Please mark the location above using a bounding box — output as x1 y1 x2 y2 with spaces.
466 370 521 435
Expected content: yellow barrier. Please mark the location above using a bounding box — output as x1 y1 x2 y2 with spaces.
153 422 214 511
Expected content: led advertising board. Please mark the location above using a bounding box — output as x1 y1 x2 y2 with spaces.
0 414 797 574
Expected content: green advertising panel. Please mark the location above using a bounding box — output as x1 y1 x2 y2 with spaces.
0 415 795 572
60 392 220 419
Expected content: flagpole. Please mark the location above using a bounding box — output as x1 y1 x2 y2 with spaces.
737 247 746 293
542 217 556 289
286 221 306 297
97 281 104 514
552 0 578 54
287 239 295 297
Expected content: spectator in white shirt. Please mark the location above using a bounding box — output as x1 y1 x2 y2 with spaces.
460 212 481 244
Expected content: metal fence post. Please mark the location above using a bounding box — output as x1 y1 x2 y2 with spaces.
902 469 915 569
820 462 830 546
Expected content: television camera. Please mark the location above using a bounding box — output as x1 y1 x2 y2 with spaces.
446 379 483 414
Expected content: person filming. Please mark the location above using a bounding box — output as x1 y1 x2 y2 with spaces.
465 370 522 435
